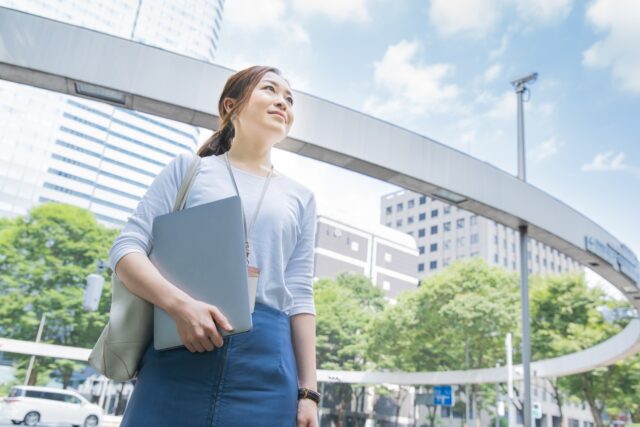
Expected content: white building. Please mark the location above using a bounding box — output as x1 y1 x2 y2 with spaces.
0 0 225 226
380 190 581 280
314 207 419 302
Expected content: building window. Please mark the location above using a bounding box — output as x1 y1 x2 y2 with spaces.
470 215 477 225
470 233 479 244
407 231 414 236
386 222 392 227
543 259 548 267
384 253 392 262
430 260 438 270
494 253 499 263
470 251 479 257
408 199 415 209
504 257 508 267
408 216 414 224
456 237 465 248
443 258 450 267
396 202 403 212
419 213 426 221
456 218 465 229
418 263 425 272
494 235 498 244
443 221 451 232
430 243 438 252
511 243 516 253
443 206 451 214
504 239 507 249
430 225 438 235
444 240 451 250
386 206 392 215
419 196 426 205
512 261 516 269
419 246 425 255
418 228 426 238
431 209 438 218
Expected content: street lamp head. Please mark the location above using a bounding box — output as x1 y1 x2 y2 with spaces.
511 73 538 92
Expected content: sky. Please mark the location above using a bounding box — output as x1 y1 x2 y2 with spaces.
210 0 640 282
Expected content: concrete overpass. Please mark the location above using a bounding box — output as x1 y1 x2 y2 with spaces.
1 6 639 385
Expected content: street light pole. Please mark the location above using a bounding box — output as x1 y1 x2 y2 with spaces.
511 72 538 427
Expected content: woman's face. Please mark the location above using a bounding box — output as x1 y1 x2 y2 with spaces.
230 71 295 145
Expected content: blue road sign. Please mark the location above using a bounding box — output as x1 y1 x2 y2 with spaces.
433 385 453 407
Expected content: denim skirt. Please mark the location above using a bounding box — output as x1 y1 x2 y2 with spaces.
120 303 298 427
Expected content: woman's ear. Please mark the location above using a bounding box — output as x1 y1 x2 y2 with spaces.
223 97 235 115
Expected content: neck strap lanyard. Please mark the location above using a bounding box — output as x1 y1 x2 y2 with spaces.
223 152 274 263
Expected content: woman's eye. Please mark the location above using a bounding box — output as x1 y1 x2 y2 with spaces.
265 85 275 92
286 98 294 105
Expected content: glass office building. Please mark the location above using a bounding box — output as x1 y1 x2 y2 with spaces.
0 0 225 226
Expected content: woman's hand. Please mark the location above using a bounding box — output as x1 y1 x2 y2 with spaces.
296 398 318 427
168 296 234 352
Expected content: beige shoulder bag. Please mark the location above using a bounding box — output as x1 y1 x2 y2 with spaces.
88 154 202 381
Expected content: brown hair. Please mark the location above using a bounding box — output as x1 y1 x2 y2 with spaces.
197 65 289 158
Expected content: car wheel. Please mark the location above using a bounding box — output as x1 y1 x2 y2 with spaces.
84 415 99 427
23 411 40 426
11 421 22 425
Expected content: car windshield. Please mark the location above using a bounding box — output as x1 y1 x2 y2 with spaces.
8 387 24 397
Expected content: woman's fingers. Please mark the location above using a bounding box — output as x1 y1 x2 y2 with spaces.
174 301 232 352
209 305 234 332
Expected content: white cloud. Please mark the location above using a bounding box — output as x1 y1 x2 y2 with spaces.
224 0 287 30
528 137 562 161
429 0 504 38
483 91 515 121
429 0 573 39
290 0 370 22
489 34 510 59
223 0 310 45
483 63 503 83
583 0 640 94
516 0 573 25
581 151 639 176
362 40 460 119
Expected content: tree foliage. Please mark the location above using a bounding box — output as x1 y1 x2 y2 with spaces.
530 272 638 426
0 203 117 387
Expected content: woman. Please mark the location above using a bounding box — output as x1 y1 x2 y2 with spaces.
110 66 319 426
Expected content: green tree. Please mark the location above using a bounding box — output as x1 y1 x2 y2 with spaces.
314 272 387 426
0 203 117 387
530 272 637 427
368 258 520 427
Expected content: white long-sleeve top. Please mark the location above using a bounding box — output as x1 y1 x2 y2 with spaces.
109 152 317 316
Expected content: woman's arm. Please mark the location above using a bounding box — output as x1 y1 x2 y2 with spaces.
290 313 317 391
114 252 191 315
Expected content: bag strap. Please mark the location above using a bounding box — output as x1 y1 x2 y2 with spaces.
173 154 202 212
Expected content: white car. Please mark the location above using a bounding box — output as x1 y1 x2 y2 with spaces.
0 385 102 426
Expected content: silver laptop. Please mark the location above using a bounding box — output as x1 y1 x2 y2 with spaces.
149 195 252 351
